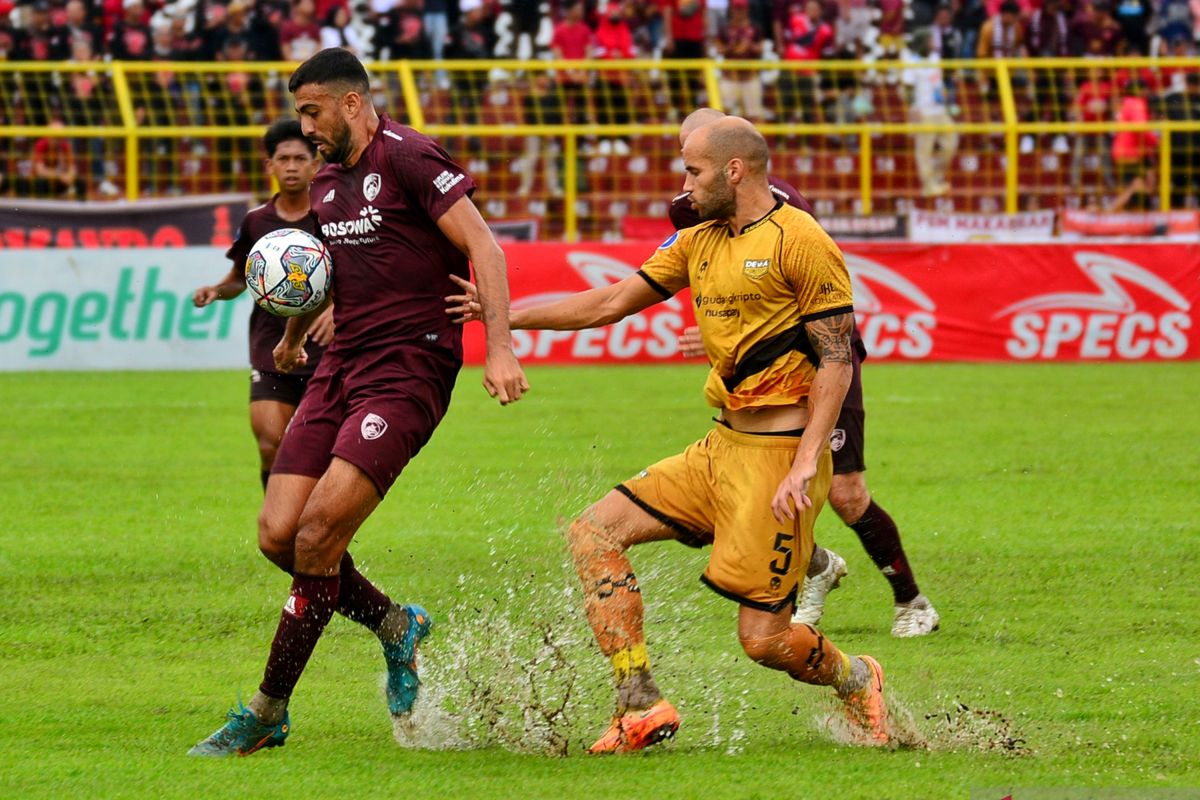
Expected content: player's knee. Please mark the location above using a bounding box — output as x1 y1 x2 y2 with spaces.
293 520 343 572
738 629 789 669
257 513 294 569
829 475 870 523
566 514 623 561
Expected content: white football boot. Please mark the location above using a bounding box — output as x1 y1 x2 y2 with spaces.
891 594 940 638
792 549 848 626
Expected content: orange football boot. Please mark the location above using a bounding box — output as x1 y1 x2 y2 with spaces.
843 655 891 745
587 699 681 754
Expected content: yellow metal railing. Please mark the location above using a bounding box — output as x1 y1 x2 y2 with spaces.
2 57 1198 238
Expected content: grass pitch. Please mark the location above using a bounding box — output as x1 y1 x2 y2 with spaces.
2 363 1198 799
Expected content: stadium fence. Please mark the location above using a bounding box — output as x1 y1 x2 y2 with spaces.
2 57 1198 240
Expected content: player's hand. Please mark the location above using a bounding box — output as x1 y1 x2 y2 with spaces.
274 336 308 373
484 349 529 405
308 306 335 346
193 286 219 307
445 274 481 324
678 325 705 358
770 459 817 524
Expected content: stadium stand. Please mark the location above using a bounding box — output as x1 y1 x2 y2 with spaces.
1 0 1198 239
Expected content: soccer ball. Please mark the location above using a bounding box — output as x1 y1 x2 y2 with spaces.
245 228 332 317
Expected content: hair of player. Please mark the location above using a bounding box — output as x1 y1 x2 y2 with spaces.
263 118 317 158
287 47 370 97
704 117 770 177
680 107 726 143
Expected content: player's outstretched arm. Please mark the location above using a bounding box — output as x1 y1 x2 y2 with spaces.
770 311 854 523
447 273 663 331
192 266 246 307
436 195 528 405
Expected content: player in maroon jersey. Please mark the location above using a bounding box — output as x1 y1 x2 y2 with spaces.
672 109 939 639
190 49 527 757
192 119 333 491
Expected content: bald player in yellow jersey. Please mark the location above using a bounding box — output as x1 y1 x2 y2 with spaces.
448 117 892 753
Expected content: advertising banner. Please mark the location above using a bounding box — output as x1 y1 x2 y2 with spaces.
0 248 251 370
908 210 1057 242
463 242 1199 364
3 243 1195 370
1059 209 1200 239
0 194 251 250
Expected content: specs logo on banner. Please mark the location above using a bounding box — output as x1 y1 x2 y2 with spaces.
845 254 937 359
995 252 1192 360
509 251 685 360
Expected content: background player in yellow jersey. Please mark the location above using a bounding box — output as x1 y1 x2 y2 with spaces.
449 117 892 752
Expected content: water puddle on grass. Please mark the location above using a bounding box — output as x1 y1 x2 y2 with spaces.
387 541 1029 757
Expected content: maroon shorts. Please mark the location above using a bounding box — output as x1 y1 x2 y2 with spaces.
831 345 867 475
249 369 310 407
271 342 460 496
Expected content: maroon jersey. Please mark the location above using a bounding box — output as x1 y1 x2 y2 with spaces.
309 115 476 357
669 175 816 230
225 196 325 376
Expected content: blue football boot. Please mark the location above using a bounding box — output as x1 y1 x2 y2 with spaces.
382 604 433 716
188 702 290 757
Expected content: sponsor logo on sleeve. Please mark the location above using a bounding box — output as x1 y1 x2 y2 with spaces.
362 173 382 202
433 170 466 195
658 231 679 250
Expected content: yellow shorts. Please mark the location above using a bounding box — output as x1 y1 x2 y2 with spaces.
617 423 832 611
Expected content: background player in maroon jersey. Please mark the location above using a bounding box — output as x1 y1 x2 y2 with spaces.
190 49 527 757
192 119 333 490
674 108 939 638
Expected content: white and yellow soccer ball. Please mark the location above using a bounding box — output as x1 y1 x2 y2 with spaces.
245 228 331 317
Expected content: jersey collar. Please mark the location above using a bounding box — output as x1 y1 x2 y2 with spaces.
731 198 785 237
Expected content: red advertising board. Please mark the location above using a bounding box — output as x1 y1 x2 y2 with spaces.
463 243 1199 363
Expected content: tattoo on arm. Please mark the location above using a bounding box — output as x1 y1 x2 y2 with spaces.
805 312 854 366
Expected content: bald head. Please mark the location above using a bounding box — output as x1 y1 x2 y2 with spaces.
685 116 770 178
679 107 726 146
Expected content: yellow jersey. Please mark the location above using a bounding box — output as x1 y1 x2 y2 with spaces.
638 202 853 411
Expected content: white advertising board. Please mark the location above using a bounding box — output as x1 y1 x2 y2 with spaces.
0 248 252 371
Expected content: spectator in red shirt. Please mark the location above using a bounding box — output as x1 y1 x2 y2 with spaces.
777 0 831 125
1111 80 1159 209
662 0 707 110
279 0 322 60
31 125 87 200
552 0 594 124
593 1 636 154
107 0 152 59
1070 66 1116 188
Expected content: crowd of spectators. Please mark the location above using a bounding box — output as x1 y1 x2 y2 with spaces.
0 0 1195 67
2 0 1199 204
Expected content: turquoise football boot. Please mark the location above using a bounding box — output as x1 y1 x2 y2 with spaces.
188 702 290 757
382 604 433 716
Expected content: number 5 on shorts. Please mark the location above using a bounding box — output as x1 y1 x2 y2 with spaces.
769 531 794 576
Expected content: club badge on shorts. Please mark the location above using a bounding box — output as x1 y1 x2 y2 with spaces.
830 428 846 452
361 412 388 441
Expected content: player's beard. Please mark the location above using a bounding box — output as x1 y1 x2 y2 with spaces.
694 173 737 222
322 117 354 165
